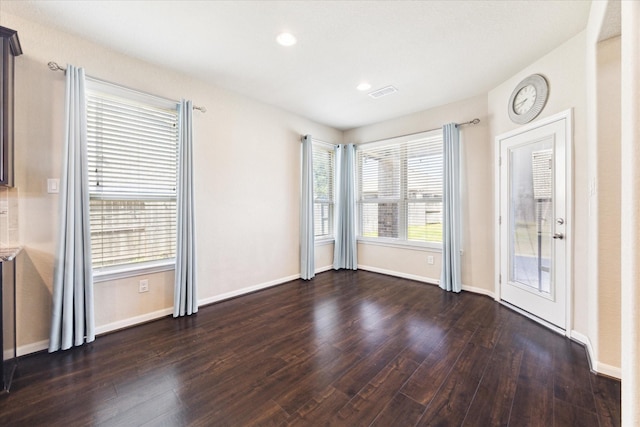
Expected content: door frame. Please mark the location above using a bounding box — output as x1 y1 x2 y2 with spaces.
494 109 573 336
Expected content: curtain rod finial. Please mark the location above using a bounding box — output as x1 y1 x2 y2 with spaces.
48 61 65 72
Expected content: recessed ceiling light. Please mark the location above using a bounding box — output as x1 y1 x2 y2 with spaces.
276 32 297 47
357 82 372 91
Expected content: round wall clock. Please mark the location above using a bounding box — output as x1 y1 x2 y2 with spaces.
508 74 549 124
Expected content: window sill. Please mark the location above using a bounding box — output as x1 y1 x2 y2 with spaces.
315 238 335 246
356 237 442 252
93 259 175 283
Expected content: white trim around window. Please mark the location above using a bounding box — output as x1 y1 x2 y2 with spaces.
315 237 335 246
357 236 442 252
356 129 444 249
93 259 176 283
86 78 180 279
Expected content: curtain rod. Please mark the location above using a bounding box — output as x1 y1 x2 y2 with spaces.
47 61 207 113
310 138 338 148
357 118 480 146
302 118 480 147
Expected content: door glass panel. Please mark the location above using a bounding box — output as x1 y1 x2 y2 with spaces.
509 138 553 293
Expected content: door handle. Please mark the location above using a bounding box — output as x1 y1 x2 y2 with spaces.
553 233 564 240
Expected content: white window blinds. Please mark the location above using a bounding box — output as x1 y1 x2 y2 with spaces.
86 81 179 270
312 142 335 239
357 130 443 244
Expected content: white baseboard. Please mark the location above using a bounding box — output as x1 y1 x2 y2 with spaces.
17 339 49 357
18 273 305 357
95 307 174 336
461 285 495 298
357 265 439 285
570 330 594 359
15 309 176 357
198 273 301 306
358 264 621 379
500 300 566 336
570 330 621 379
594 361 622 379
358 264 495 299
13 269 623 381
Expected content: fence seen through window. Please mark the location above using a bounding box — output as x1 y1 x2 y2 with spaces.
86 81 179 270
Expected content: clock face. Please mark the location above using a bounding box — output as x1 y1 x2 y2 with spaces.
513 84 537 115
508 74 548 124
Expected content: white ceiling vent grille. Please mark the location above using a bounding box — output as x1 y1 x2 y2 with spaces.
368 85 398 99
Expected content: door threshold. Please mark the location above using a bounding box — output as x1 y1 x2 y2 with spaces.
499 300 567 337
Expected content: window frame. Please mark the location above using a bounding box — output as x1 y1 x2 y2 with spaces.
356 129 444 251
85 77 180 281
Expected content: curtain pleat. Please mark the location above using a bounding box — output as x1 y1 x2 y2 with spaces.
300 135 315 280
440 123 462 292
334 144 358 270
174 100 198 316
49 65 95 352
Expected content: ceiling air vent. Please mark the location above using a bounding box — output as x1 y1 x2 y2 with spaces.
368 85 398 99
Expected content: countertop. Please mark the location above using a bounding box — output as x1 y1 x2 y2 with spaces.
0 247 21 262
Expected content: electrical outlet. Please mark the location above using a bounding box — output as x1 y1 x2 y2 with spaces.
139 279 149 293
427 256 434 265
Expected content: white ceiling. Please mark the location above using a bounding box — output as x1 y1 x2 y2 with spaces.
3 0 591 130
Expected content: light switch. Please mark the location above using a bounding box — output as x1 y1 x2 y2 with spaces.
47 178 60 194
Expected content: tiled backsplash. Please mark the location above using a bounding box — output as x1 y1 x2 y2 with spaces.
0 186 19 246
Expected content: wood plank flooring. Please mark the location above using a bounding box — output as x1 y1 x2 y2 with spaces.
0 270 620 426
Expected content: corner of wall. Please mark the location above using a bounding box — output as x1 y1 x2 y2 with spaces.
570 330 621 379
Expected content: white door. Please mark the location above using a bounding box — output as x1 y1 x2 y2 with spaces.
497 112 571 330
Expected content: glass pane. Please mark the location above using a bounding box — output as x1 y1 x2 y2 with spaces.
359 202 399 238
359 148 401 200
90 198 177 268
509 139 553 293
313 148 333 202
87 94 179 197
407 201 442 242
407 142 442 200
314 202 332 238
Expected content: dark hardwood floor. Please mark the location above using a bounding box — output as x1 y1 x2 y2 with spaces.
0 270 620 426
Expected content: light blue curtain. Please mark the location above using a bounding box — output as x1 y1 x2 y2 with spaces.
334 144 358 270
440 123 462 292
49 65 95 352
300 135 315 280
174 100 198 316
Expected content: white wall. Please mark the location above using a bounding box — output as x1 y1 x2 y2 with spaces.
582 0 623 378
620 0 640 422
488 27 622 377
595 35 621 372
315 242 335 272
0 13 342 353
488 31 589 334
0 10 623 380
344 95 492 293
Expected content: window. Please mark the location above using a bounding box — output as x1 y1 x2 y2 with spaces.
312 142 335 239
356 130 443 246
86 80 179 273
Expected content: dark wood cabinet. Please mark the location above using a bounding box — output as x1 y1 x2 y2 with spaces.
0 26 22 187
